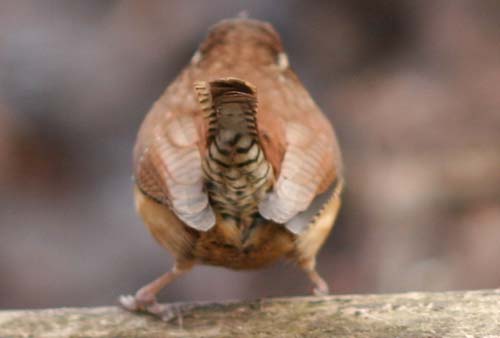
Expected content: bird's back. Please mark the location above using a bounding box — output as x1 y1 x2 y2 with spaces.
132 18 342 269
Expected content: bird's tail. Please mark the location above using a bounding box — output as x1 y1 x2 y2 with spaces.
194 78 259 144
194 78 273 222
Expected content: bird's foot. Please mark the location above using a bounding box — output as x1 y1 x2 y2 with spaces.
313 281 330 296
119 294 194 323
119 293 154 312
310 272 330 296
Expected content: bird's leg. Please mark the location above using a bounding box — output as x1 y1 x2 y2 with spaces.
119 261 194 321
306 268 330 296
299 258 330 296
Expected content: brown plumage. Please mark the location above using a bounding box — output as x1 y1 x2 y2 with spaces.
120 18 344 320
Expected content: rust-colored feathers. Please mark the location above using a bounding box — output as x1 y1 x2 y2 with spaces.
121 19 344 317
131 17 343 276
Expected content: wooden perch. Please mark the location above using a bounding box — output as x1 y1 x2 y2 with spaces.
1 289 499 337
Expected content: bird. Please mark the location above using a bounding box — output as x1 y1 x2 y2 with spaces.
119 17 344 321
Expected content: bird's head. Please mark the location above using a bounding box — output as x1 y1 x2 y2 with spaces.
195 18 285 66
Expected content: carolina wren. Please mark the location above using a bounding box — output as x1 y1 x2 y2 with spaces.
120 18 344 320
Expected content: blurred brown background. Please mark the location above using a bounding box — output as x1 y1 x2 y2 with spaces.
1 0 499 309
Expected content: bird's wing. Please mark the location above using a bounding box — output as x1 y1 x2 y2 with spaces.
133 100 215 232
259 120 341 234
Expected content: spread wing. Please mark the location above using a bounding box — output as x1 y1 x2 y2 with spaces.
133 100 215 231
259 121 341 234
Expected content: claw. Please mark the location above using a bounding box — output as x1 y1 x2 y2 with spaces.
119 294 140 311
313 283 330 296
119 294 194 323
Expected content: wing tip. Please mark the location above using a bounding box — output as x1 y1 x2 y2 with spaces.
179 207 216 232
258 194 296 224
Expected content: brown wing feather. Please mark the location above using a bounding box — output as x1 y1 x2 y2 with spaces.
257 71 342 230
259 121 337 223
134 99 215 231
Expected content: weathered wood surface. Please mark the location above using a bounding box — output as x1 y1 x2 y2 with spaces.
1 289 499 337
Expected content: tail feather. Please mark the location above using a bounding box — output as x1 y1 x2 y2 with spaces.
194 78 258 141
194 78 274 226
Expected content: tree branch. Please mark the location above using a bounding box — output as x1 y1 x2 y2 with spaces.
1 289 499 337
